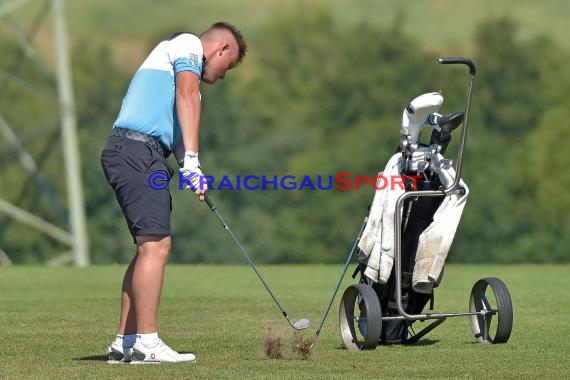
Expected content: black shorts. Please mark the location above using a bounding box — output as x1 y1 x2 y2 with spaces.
101 135 174 242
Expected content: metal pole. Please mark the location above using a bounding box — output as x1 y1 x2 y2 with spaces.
0 247 13 265
0 197 73 245
52 0 89 266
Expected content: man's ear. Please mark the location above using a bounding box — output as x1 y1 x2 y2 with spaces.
220 42 231 55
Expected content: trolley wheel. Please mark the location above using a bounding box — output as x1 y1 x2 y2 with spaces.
339 284 382 350
469 277 513 344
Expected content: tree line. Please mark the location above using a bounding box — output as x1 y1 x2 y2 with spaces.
1 8 568 264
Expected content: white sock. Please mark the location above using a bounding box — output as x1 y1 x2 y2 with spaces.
114 334 136 348
114 334 124 345
136 332 159 348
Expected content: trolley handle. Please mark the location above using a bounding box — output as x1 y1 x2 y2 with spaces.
437 57 476 75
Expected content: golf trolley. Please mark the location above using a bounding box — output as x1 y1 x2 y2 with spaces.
335 58 513 350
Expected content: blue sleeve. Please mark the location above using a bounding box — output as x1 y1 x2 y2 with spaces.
170 34 204 77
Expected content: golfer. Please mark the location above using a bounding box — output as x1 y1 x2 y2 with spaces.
100 22 247 364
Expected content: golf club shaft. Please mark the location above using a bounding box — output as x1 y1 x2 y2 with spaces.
312 215 368 347
204 194 302 330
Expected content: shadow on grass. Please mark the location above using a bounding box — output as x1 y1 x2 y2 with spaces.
72 352 195 361
73 355 108 361
335 339 440 350
403 339 440 346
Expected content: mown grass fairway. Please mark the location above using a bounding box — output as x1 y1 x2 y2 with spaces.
1 264 568 379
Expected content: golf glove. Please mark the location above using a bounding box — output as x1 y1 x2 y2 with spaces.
179 150 208 194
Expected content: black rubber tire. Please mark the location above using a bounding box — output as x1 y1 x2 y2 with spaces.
469 277 513 344
339 284 382 350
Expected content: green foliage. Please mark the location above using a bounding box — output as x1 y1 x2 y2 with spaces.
450 16 570 263
473 18 546 136
1 6 569 263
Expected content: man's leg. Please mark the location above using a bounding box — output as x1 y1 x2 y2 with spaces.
131 235 171 333
102 137 181 362
129 234 195 363
118 253 138 335
107 254 139 363
108 236 171 363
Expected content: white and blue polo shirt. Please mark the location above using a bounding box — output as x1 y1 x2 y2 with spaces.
113 33 203 152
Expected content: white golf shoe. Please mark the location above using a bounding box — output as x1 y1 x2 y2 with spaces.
130 339 196 364
106 341 132 364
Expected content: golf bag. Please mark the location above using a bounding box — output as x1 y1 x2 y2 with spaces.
355 92 467 344
354 180 443 343
338 58 513 351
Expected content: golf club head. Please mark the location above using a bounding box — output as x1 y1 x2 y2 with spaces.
293 318 311 330
401 92 444 144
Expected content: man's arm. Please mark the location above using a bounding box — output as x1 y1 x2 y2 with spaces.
175 70 208 199
175 71 202 155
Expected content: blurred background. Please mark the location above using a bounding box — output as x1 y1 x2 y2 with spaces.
1 0 568 265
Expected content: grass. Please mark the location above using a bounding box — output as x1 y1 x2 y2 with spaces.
1 264 569 379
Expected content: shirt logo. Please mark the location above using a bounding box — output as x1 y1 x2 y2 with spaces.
188 53 202 72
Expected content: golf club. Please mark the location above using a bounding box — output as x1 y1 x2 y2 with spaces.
204 194 310 330
310 215 368 348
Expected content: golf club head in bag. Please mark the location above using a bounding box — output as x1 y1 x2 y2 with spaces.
400 92 444 145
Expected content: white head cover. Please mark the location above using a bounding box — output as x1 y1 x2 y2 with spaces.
401 92 444 143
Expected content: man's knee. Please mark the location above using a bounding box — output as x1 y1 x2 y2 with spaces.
136 235 171 258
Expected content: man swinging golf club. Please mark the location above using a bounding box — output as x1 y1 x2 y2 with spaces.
100 22 247 364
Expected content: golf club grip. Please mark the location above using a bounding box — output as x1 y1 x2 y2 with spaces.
437 57 476 75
